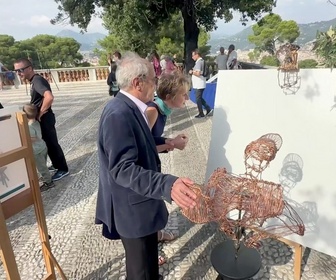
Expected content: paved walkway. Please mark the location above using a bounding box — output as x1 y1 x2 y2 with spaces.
0 82 335 280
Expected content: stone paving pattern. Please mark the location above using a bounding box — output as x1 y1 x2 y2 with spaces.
0 82 335 280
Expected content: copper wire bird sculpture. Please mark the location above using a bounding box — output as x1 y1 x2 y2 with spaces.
182 133 305 251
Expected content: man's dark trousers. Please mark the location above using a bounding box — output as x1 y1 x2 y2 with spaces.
195 88 211 116
40 111 68 172
121 232 159 280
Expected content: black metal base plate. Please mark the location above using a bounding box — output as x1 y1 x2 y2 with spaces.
211 240 261 280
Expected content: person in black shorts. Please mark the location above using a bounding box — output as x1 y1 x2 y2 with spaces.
14 58 69 181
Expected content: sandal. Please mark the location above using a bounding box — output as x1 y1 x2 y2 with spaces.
158 255 166 266
158 230 177 242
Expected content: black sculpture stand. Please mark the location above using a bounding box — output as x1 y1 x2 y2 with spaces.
211 239 261 280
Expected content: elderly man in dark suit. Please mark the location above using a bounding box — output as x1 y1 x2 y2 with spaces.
96 52 197 280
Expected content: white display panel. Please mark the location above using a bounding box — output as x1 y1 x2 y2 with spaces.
206 69 336 257
0 107 30 202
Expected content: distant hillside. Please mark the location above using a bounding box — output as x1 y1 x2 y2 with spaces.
209 27 254 52
209 18 336 53
296 18 336 45
55 30 106 51
56 18 336 53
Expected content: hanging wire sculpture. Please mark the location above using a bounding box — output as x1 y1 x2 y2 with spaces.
276 43 301 95
182 133 305 253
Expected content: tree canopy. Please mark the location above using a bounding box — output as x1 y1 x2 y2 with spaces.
298 59 318 69
95 11 211 65
0 34 83 69
248 14 300 55
52 0 276 69
313 27 336 69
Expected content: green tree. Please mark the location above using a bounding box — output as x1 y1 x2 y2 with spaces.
0 34 83 69
248 14 300 55
20 35 83 68
298 59 318 69
94 34 122 65
155 12 185 57
155 37 182 59
155 30 210 61
260 55 279 67
0 35 18 69
313 26 336 69
247 49 261 62
198 29 211 59
52 0 276 70
96 11 210 66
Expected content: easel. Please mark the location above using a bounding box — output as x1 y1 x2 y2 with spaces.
279 237 303 280
0 111 66 280
253 228 303 280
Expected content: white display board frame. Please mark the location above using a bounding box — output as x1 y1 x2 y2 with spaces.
0 110 66 280
0 107 30 202
207 69 336 258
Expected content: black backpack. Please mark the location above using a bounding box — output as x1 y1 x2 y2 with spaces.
201 59 208 77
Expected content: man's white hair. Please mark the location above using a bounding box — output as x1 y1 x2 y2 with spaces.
116 52 150 89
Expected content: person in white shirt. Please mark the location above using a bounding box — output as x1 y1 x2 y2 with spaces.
227 44 238 70
0 61 9 91
160 55 167 73
189 49 213 118
215 47 228 70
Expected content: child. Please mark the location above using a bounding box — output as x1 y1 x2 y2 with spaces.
23 104 54 191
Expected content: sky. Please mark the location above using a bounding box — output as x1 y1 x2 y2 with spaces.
0 0 335 40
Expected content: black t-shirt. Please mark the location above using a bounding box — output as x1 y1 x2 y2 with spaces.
30 74 52 112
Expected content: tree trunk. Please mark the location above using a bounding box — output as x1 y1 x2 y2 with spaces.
181 6 199 72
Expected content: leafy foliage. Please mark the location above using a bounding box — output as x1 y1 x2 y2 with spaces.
155 38 182 59
260 55 279 67
248 14 300 55
313 26 336 69
96 11 211 65
298 59 318 69
0 34 83 69
52 0 276 69
247 49 261 62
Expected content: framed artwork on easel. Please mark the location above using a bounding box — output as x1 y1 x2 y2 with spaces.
0 107 66 280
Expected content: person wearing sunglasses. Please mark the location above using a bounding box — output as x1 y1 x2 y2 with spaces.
14 58 69 182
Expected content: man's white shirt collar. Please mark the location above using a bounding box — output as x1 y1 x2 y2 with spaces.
119 90 149 126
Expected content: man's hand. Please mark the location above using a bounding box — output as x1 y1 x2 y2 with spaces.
189 69 193 75
171 178 197 210
171 134 188 150
38 110 46 121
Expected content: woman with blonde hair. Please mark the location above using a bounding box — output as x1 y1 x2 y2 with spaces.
146 71 191 265
147 71 190 153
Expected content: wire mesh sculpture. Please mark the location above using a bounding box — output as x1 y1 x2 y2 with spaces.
244 133 283 179
276 43 301 94
277 43 300 72
182 133 305 253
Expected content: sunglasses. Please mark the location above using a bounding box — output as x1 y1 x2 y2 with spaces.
14 65 31 73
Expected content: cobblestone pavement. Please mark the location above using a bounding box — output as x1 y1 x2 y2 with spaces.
0 82 335 280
